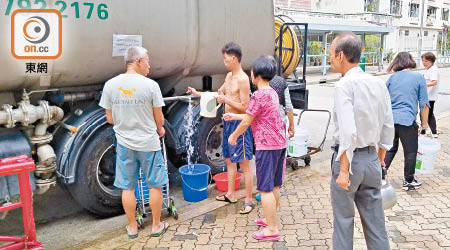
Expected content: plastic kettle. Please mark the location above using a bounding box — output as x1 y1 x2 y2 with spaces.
200 92 222 118
381 167 397 210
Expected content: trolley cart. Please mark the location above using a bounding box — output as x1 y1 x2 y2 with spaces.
0 155 44 250
135 138 178 229
287 109 331 170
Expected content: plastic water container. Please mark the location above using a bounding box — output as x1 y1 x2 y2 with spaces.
415 137 440 174
212 172 242 192
178 164 210 202
287 128 309 157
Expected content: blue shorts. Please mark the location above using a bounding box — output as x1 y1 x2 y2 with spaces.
222 120 253 163
114 143 169 190
255 148 286 192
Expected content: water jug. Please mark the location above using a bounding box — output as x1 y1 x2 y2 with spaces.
381 167 397 210
200 92 222 118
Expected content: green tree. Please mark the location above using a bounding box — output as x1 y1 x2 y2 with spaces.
364 35 381 53
363 35 381 63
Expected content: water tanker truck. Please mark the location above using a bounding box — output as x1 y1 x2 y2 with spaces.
0 0 305 216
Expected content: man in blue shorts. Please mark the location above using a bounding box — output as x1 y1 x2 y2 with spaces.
187 42 254 214
100 46 169 238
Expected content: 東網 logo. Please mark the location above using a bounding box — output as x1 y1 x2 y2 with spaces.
23 16 50 44
11 9 62 59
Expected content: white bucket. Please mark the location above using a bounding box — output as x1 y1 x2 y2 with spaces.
415 136 440 174
287 129 309 157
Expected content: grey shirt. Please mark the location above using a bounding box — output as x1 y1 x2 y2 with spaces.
99 74 165 152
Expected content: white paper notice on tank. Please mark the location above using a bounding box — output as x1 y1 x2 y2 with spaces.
112 34 143 57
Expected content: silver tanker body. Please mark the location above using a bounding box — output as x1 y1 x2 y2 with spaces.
0 0 274 94
0 0 275 216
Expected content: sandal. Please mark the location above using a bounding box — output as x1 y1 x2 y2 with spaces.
239 202 255 214
150 221 169 237
126 225 138 239
255 218 267 227
252 229 280 241
216 195 237 203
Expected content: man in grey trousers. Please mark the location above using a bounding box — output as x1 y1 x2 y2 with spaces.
329 32 395 250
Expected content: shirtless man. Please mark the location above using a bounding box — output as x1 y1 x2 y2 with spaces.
187 42 254 214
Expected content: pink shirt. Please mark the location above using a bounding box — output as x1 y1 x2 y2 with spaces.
246 88 286 150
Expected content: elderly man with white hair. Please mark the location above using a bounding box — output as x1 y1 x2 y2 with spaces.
329 33 394 250
99 46 169 238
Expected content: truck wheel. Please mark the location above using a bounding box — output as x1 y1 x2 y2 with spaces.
68 125 123 217
197 116 226 175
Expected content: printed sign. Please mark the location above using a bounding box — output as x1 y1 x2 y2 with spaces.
112 34 142 57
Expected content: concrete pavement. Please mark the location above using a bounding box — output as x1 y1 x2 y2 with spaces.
78 113 450 249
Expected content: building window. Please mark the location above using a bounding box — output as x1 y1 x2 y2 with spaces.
404 30 409 36
409 3 419 17
424 31 428 36
274 0 289 8
443 8 449 21
390 0 401 15
365 0 379 13
427 6 437 19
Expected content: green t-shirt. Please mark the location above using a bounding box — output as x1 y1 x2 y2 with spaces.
99 74 165 152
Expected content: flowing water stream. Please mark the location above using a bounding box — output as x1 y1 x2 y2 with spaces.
183 96 195 173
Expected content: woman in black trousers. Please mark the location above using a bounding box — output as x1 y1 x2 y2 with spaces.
384 52 430 191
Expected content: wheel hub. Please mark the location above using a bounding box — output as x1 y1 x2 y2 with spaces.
205 123 226 170
96 144 121 196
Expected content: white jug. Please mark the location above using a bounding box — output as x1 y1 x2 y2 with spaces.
200 92 222 118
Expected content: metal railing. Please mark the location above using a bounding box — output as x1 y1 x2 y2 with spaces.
296 49 450 76
300 51 382 73
405 49 450 66
277 8 401 27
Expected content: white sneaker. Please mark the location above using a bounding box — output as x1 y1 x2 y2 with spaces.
402 179 422 191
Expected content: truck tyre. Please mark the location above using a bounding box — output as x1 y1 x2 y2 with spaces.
68 125 123 217
197 115 226 175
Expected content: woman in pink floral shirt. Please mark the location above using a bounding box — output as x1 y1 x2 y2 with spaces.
224 56 286 241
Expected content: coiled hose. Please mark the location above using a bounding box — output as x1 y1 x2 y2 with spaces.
275 16 301 77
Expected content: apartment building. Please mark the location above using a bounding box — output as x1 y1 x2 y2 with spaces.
275 0 449 56
382 0 448 56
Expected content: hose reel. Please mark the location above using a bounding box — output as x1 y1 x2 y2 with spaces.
274 15 301 77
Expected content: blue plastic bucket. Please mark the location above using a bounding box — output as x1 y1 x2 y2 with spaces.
178 164 210 202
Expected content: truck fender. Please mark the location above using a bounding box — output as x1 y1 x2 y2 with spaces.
53 103 176 184
53 103 107 184
53 103 175 184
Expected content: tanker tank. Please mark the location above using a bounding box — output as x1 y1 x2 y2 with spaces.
0 0 275 95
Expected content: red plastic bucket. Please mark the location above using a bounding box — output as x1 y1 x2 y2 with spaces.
212 172 242 192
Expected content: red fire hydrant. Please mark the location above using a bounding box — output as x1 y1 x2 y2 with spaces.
0 155 44 250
